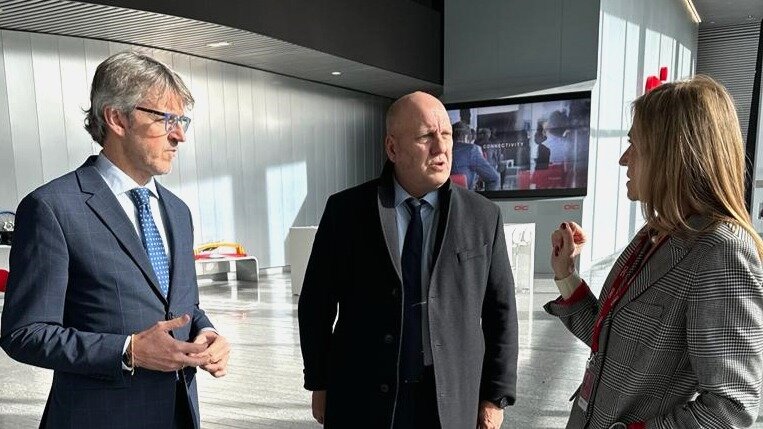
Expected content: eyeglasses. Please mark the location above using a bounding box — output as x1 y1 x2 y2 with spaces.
134 106 191 133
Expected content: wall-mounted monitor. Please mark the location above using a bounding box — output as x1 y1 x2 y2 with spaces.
446 91 591 199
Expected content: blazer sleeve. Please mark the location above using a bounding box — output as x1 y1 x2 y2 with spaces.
298 195 341 391
0 193 127 380
543 281 600 348
479 210 519 404
648 236 763 428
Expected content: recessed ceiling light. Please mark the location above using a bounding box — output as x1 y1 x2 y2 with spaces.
331 71 342 76
206 41 231 48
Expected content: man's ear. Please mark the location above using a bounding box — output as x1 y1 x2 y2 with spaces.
384 135 397 163
103 106 129 138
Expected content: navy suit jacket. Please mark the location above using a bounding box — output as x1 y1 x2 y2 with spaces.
0 156 213 428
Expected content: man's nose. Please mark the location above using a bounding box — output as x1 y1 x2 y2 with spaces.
169 124 186 143
432 133 450 154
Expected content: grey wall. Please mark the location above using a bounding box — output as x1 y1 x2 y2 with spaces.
580 0 696 280
697 22 761 142
0 30 389 268
442 0 600 103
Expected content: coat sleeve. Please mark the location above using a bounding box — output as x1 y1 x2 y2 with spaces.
298 195 341 391
0 193 127 380
479 210 519 404
648 236 763 429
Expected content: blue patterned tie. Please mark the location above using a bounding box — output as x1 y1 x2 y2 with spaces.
129 188 170 298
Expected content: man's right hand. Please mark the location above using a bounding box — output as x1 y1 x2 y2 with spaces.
311 390 326 425
131 314 211 372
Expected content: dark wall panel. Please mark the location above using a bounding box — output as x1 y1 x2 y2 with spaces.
78 0 442 83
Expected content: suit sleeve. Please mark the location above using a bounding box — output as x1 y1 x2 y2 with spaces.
0 193 126 380
479 209 519 404
186 206 214 337
298 195 341 391
648 237 763 428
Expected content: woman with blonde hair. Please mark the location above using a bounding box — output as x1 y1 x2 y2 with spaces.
546 75 763 429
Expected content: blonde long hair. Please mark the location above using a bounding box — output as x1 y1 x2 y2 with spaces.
632 75 763 258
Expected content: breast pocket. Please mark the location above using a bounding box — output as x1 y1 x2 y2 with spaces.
457 243 488 263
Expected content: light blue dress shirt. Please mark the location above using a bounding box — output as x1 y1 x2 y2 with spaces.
393 178 440 366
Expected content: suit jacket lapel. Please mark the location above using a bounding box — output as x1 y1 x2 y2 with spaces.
378 162 402 282
156 182 183 303
77 158 167 305
612 216 710 314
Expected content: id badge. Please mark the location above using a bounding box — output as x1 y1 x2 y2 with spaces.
577 356 595 411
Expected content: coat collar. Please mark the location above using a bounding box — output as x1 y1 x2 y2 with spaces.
376 161 453 283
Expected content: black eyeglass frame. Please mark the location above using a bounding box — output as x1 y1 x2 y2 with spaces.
134 106 191 133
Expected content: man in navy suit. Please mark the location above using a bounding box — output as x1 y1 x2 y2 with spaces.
0 51 230 428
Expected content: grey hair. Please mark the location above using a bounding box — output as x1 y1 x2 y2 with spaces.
84 50 194 146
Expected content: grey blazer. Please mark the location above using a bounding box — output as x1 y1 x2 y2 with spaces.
545 216 763 428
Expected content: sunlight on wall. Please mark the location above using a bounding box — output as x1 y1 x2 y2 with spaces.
195 175 235 244
267 161 308 266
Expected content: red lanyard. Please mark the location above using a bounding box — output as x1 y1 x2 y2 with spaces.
590 234 667 353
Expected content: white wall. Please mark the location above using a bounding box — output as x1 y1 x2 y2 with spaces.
580 0 697 282
0 30 389 267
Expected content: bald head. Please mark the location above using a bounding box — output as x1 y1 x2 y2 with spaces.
386 91 446 136
384 91 453 197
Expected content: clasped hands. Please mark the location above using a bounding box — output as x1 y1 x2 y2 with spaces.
130 314 230 377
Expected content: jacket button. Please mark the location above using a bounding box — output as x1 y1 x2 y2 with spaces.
391 288 399 297
384 334 394 344
380 384 389 393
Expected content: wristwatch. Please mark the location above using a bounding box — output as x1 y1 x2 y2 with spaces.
489 396 511 409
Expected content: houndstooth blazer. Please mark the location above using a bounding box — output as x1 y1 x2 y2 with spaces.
545 216 763 429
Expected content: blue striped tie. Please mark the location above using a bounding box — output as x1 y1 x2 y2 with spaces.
129 188 170 298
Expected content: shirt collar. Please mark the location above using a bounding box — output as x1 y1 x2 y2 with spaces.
392 177 439 210
94 152 160 199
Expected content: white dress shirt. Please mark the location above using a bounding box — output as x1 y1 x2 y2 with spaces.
93 152 172 261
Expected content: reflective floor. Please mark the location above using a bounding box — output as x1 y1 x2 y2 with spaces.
1 265 761 428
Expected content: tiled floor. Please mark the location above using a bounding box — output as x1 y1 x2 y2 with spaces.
1 265 761 428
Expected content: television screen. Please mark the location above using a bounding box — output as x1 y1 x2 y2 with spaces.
446 91 591 199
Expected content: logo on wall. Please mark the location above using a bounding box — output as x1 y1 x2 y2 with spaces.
645 67 669 93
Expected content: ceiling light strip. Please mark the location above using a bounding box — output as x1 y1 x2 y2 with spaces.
683 0 701 24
